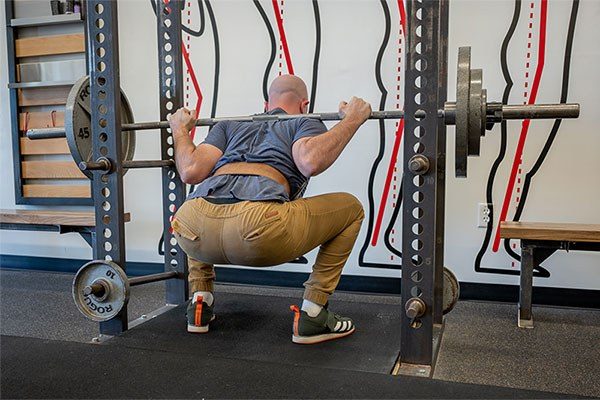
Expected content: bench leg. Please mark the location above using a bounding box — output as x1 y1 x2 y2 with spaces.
519 245 534 329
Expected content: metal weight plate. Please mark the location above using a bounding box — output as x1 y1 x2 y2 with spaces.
455 47 471 178
443 267 460 315
65 75 136 179
72 260 130 322
480 89 488 137
468 69 483 156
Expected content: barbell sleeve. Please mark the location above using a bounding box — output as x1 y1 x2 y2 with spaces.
128 271 179 287
500 103 580 119
26 127 67 139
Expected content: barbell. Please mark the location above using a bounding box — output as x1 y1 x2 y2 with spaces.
71 258 459 321
27 47 580 178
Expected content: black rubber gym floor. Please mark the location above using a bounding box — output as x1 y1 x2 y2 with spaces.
113 292 400 374
1 290 576 399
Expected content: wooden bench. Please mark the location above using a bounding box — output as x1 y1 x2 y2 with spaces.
500 221 600 328
0 209 130 249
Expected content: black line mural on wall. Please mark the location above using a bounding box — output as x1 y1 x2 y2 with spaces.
474 0 579 277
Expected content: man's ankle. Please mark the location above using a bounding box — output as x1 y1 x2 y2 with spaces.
301 299 322 318
192 291 214 306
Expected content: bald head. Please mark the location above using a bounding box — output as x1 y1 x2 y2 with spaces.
266 75 309 114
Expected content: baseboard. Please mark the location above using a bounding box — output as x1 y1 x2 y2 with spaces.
1 254 598 309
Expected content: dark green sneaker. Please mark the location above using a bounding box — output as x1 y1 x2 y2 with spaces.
289 304 355 344
186 295 215 333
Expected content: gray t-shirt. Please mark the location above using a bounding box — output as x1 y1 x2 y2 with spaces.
188 108 328 202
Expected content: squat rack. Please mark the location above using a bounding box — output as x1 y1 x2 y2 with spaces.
86 0 188 335
84 0 492 376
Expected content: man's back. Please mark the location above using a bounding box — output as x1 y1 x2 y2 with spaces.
189 108 327 202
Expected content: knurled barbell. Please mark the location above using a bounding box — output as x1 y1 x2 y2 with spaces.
27 47 580 178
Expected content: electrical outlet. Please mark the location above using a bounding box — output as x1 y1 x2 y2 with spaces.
477 203 491 228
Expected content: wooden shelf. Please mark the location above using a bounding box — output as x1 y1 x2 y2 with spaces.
9 13 83 28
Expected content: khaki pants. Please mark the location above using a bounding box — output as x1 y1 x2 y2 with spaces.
171 193 365 305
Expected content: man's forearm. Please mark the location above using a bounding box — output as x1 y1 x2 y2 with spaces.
173 127 196 176
299 118 363 175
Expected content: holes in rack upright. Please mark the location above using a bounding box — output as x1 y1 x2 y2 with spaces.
96 33 105 44
95 3 104 14
166 101 174 111
412 222 423 234
414 126 425 138
167 147 174 157
413 142 425 154
98 90 106 99
412 191 424 203
411 270 423 283
414 76 426 89
168 181 176 190
416 7 423 20
100 146 108 156
97 76 106 86
103 215 111 225
165 66 173 76
164 18 172 28
103 228 112 239
412 239 423 251
170 248 178 256
165 54 173 64
416 25 422 38
412 207 423 219
411 255 423 266
99 119 107 128
95 18 104 29
101 174 109 183
102 201 111 212
96 47 105 58
167 136 173 145
163 32 171 41
105 255 112 261
170 259 178 268
410 286 422 297
413 175 424 187
98 104 107 115
104 241 112 251
414 93 425 105
101 187 110 197
164 42 172 52
415 58 427 72
99 132 107 142
168 193 176 202
170 237 177 246
169 203 176 213
414 109 426 121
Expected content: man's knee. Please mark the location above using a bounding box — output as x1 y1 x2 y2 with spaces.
339 192 365 221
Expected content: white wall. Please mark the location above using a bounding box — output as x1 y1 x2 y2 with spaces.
1 0 599 290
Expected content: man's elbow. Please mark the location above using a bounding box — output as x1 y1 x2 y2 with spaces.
179 167 203 185
298 156 322 177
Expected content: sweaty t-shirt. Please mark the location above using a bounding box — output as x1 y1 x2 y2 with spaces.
188 108 328 202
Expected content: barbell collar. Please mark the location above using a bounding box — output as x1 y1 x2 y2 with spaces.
128 271 180 287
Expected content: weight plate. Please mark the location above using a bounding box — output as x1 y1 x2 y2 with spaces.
72 260 130 322
468 69 483 156
480 89 488 137
455 47 471 178
65 76 136 179
443 267 460 315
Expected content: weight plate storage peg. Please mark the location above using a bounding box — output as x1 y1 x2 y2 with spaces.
72 260 130 321
443 267 460 314
65 76 137 179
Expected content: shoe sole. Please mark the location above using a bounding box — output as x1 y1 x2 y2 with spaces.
187 315 216 334
292 327 355 344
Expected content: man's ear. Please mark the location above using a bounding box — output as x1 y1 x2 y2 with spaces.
302 99 310 114
264 101 269 112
